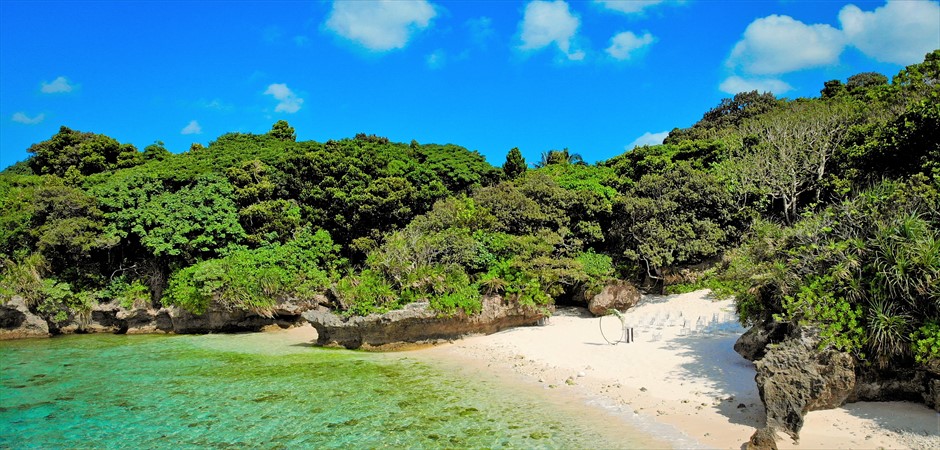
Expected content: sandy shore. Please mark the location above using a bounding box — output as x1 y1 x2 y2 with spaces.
412 290 940 449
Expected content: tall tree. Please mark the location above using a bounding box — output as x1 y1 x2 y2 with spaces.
735 100 856 222
28 126 142 177
268 120 296 142
535 148 584 168
502 147 526 179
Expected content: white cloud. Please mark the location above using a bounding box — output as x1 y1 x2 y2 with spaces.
606 31 655 60
518 0 585 61
466 16 495 46
11 112 45 125
181 120 202 135
264 83 304 113
626 130 670 149
325 0 436 52
196 98 234 112
727 15 845 75
719 75 793 95
595 0 664 14
839 0 940 65
40 76 75 94
426 50 446 69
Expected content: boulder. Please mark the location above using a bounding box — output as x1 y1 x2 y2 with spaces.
587 281 641 316
746 427 778 450
0 296 50 339
303 295 549 349
753 326 856 443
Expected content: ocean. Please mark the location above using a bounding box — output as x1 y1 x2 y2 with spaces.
0 330 649 448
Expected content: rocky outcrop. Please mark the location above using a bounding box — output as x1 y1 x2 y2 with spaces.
0 296 326 339
734 321 790 361
586 281 641 316
303 295 549 349
743 323 940 446
750 327 856 442
746 427 778 450
0 296 50 339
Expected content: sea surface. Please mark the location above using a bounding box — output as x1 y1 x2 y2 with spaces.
0 331 649 448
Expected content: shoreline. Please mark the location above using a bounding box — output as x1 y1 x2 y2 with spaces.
409 290 940 449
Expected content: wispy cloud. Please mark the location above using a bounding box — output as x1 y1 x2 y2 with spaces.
41 76 75 94
606 31 655 61
595 0 665 15
626 130 669 150
195 98 234 112
466 16 495 47
181 120 202 135
264 83 304 113
426 50 446 69
325 0 436 52
518 0 585 61
12 112 45 125
719 75 793 95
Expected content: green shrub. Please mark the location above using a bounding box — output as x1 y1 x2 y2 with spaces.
36 279 96 326
164 229 339 315
912 321 940 365
0 252 46 305
779 276 867 357
333 270 399 316
101 276 151 309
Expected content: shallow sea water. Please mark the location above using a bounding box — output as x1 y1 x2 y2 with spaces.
0 332 649 449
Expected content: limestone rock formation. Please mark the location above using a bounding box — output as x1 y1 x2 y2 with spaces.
750 326 856 443
1 296 324 338
734 321 790 361
746 427 778 450
0 296 50 339
303 295 549 349
586 281 641 316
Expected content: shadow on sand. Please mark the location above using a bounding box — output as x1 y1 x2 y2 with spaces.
662 332 766 430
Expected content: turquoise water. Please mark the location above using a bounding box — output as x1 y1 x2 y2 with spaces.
0 332 645 448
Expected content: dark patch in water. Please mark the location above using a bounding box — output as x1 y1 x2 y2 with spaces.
530 431 551 439
252 393 284 403
457 407 479 417
327 418 360 428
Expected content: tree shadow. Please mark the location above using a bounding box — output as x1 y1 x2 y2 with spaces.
661 332 766 429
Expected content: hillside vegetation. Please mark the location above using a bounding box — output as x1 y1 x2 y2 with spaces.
2 51 937 369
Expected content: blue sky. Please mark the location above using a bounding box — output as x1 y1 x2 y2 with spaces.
2 1 938 168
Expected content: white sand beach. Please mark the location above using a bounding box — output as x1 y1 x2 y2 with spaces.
414 290 940 449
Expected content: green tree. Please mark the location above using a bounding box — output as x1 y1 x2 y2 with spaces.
611 163 744 282
821 80 846 98
143 141 171 161
268 120 296 142
502 147 527 179
535 148 584 167
28 126 142 177
734 100 857 222
846 72 889 93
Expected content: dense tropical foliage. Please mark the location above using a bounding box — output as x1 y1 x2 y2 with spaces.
2 50 937 369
